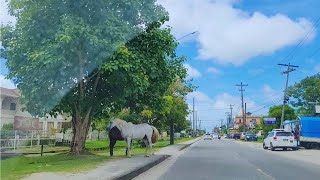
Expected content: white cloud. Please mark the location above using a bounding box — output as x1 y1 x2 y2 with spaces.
207 67 221 75
262 84 282 101
0 75 16 89
0 0 16 25
158 0 315 65
187 91 214 105
184 63 201 80
248 68 265 76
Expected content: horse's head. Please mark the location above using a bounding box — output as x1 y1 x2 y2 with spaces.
106 121 113 132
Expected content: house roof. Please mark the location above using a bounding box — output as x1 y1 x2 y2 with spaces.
0 87 20 98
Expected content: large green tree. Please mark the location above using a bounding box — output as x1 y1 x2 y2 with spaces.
1 0 185 154
261 105 297 135
287 73 320 116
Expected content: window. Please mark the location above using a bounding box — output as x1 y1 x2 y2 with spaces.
276 132 293 136
47 122 54 130
57 122 62 129
10 103 16 110
39 122 43 130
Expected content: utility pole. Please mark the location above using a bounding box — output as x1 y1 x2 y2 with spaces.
195 111 198 136
236 82 248 132
192 97 195 137
278 63 298 127
244 103 247 130
229 104 234 128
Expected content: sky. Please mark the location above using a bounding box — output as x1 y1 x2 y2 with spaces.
1 0 320 132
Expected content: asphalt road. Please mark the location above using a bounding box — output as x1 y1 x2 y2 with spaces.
135 139 320 180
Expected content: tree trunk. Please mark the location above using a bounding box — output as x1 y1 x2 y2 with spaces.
71 119 90 155
170 121 174 145
70 108 91 155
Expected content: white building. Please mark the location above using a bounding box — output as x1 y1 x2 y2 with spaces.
0 87 71 131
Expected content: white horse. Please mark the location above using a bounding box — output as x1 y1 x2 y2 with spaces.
107 118 159 157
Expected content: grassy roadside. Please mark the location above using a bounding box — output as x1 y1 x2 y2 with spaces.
1 137 194 180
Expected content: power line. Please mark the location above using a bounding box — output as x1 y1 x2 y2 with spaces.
177 31 198 41
308 47 320 59
281 17 320 63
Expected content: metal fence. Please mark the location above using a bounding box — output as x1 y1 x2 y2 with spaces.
0 130 58 151
0 129 109 152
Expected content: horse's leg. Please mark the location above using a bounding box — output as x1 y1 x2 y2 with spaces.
126 137 132 157
110 139 116 157
143 139 149 157
126 140 133 156
147 136 153 156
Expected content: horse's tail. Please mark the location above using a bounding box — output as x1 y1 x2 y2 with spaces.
151 126 159 144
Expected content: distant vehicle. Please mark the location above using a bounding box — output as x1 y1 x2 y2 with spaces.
244 132 258 141
282 116 320 149
212 134 218 139
223 134 228 138
204 133 213 140
263 130 297 151
233 133 241 139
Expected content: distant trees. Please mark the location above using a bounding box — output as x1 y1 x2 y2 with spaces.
261 105 296 135
288 73 320 116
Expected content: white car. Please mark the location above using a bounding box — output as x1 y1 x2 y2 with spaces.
204 133 213 140
212 134 218 139
263 130 298 151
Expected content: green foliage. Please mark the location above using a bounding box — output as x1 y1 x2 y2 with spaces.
1 123 14 130
1 0 186 153
261 105 296 135
1 123 15 139
288 73 320 116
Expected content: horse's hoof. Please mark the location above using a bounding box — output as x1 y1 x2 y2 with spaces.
127 155 132 158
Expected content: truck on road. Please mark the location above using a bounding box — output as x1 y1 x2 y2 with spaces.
283 116 320 149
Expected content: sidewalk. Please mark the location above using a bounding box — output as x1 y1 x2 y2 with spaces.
22 137 201 180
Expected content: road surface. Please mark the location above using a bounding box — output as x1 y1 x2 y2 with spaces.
134 139 320 180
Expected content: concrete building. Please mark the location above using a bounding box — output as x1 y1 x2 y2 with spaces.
233 110 262 130
0 87 71 131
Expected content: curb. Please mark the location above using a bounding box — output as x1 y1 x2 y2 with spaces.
114 155 170 180
179 137 202 151
114 137 201 180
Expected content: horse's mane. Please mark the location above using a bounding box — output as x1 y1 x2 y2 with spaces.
111 118 128 130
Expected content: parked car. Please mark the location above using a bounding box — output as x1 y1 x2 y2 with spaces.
244 132 258 141
233 133 241 139
263 130 297 151
204 133 213 140
212 134 218 139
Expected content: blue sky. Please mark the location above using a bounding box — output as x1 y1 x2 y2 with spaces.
1 0 320 131
159 0 320 131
